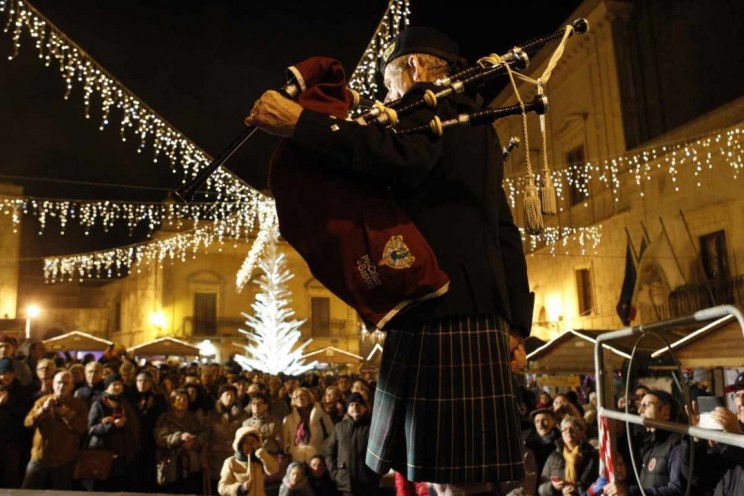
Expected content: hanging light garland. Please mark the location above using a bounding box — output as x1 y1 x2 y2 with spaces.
520 225 602 256
235 209 277 292
0 0 264 205
42 199 278 283
504 125 743 210
0 196 263 238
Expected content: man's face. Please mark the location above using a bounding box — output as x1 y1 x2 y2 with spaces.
337 377 351 393
136 376 152 393
638 394 670 421
347 401 367 421
37 360 55 381
251 397 268 417
247 383 260 396
85 364 102 386
236 381 248 396
53 372 74 398
383 59 414 103
534 413 556 436
0 370 14 387
172 393 188 411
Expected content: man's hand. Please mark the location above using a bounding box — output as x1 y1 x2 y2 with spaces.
711 406 741 434
241 478 252 492
509 330 526 373
244 90 302 137
113 417 126 428
0 390 8 406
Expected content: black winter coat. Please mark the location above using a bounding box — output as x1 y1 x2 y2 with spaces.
324 413 379 496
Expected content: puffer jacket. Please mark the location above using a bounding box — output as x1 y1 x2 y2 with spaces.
218 426 280 496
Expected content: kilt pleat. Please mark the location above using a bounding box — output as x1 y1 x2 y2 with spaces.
366 315 525 483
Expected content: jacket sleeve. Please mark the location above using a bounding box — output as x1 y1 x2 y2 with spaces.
154 413 183 449
24 396 49 428
217 457 241 496
65 399 88 436
87 401 113 438
290 87 444 189
256 447 279 475
324 425 339 478
495 178 534 336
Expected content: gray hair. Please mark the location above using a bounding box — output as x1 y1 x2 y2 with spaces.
560 415 585 433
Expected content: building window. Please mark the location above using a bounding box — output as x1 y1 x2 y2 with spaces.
194 292 217 335
311 297 331 337
566 145 589 206
575 268 594 316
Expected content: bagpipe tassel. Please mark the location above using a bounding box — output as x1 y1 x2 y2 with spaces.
540 167 557 215
523 175 544 235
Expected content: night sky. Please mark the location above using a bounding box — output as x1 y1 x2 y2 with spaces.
0 0 582 289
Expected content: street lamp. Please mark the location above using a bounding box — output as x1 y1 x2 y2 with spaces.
25 304 40 340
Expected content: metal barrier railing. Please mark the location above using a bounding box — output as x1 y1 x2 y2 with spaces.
593 304 744 494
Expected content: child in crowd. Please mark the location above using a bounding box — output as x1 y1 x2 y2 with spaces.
279 461 314 496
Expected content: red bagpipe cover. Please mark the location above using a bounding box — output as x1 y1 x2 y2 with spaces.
268 57 449 329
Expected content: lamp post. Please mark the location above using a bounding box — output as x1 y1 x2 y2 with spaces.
25 304 40 340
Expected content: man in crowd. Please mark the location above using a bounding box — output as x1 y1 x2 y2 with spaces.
325 392 379 496
33 358 56 399
73 360 104 407
605 389 691 496
523 407 560 477
22 370 88 490
0 334 32 386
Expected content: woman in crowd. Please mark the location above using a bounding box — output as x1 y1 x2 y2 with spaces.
553 393 583 423
538 416 598 496
204 384 249 494
154 388 206 494
536 391 553 410
86 373 141 491
218 426 279 496
131 370 167 492
321 386 346 424
282 386 334 463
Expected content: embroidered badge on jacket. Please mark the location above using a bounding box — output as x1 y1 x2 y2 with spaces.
379 235 415 269
647 458 657 472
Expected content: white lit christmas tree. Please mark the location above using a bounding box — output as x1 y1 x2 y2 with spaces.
235 227 316 375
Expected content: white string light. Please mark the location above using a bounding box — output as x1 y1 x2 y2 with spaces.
41 199 278 282
521 225 602 256
0 196 262 238
0 0 266 205
504 125 743 209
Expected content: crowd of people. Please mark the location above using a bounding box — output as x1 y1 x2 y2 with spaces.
2 332 743 496
516 379 744 496
0 335 380 496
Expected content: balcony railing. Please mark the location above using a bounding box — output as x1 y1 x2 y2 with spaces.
183 317 246 337
667 275 744 318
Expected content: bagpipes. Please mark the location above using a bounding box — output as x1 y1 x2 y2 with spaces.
173 19 589 327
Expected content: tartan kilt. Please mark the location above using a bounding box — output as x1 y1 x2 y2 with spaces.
365 314 525 483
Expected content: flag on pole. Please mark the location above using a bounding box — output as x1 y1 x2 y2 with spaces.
597 414 615 481
616 239 638 325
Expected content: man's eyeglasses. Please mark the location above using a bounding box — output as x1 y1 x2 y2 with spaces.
639 401 658 409
729 391 744 400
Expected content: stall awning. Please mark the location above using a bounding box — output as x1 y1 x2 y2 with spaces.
128 337 200 357
43 331 113 352
527 329 630 374
651 315 744 368
302 346 363 364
